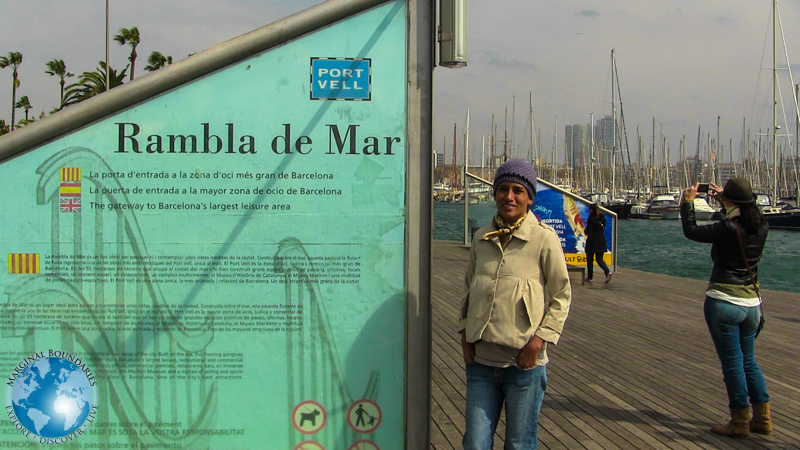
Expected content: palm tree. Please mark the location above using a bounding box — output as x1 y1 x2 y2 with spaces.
45 59 74 111
114 26 140 81
14 95 32 122
0 120 9 136
63 61 128 106
144 51 173 72
0 52 23 129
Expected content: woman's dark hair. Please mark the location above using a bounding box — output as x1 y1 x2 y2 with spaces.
735 201 765 234
589 203 599 216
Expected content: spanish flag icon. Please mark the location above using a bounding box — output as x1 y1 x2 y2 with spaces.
8 253 40 274
60 183 81 197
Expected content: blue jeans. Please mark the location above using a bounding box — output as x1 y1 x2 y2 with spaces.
704 297 769 410
586 252 609 279
463 362 547 450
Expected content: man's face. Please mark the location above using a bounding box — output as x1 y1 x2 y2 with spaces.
494 181 533 223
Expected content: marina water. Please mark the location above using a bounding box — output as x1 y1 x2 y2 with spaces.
433 202 798 294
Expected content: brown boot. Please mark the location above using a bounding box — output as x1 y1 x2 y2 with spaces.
750 402 773 435
711 408 751 438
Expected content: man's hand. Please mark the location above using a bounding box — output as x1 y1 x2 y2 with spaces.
516 335 544 370
461 332 475 364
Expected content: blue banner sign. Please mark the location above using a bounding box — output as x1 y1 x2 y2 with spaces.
311 58 371 100
533 182 615 267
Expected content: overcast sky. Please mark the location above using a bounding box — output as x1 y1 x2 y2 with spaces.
2 0 799 166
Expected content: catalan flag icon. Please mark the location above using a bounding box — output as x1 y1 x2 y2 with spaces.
8 253 40 274
60 167 81 182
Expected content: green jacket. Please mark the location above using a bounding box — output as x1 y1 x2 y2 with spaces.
460 213 572 364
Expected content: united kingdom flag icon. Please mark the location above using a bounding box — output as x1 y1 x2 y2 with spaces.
60 198 81 213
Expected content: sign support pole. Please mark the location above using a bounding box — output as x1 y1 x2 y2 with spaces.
405 0 434 448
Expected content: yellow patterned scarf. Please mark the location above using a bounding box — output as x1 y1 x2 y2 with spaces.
482 212 527 246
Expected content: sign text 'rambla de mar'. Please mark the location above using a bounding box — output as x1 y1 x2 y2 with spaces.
114 123 400 156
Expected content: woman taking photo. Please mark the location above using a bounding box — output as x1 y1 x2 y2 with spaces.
680 178 771 439
584 203 612 283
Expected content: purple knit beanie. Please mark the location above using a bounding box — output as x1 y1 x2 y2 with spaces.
493 159 538 199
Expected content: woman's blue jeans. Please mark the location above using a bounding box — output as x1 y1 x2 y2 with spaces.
704 297 769 410
586 252 610 279
463 362 547 450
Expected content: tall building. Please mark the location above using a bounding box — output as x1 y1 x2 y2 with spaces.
596 116 614 150
594 115 615 167
564 124 589 168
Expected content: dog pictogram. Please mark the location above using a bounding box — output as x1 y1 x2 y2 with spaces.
292 400 327 435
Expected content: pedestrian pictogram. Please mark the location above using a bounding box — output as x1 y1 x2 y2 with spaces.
348 440 380 450
292 400 327 435
346 399 382 434
294 441 325 450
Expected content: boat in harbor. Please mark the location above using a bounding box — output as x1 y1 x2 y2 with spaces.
581 192 634 219
605 200 634 220
763 207 800 229
629 193 680 220
691 196 717 221
757 192 800 229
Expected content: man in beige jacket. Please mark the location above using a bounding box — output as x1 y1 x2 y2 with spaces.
460 159 572 450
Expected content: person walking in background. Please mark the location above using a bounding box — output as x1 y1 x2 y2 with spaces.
584 203 612 284
681 178 771 439
459 159 572 450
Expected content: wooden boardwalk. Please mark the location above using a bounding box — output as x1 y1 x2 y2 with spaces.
429 240 800 449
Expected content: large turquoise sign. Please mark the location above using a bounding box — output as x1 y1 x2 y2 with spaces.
1 1 410 449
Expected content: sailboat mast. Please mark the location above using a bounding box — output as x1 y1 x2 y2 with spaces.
503 107 508 162
452 123 458 188
481 135 486 179
553 117 558 182
713 116 725 185
591 112 595 192
511 95 516 159
569 122 574 188
681 136 687 188
491 114 495 172
611 49 617 199
773 0 779 206
695 126 701 184
636 127 642 197
464 109 470 246
664 136 670 191
466 109 470 167
529 92 536 166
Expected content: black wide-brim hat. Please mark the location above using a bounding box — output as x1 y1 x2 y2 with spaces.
720 177 755 203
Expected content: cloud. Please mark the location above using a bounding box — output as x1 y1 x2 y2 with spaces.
479 51 536 69
576 10 600 18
